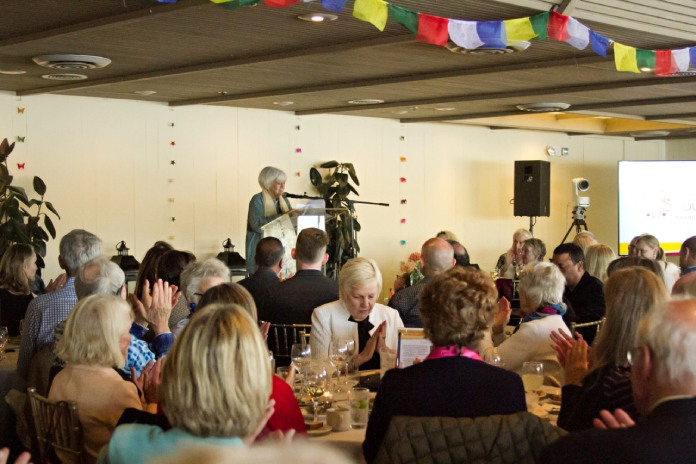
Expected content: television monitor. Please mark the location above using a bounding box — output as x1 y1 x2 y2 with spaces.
618 160 696 255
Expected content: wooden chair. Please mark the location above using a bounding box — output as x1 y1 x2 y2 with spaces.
570 317 606 340
27 387 84 464
267 323 311 365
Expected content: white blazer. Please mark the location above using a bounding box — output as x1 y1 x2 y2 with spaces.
310 300 404 360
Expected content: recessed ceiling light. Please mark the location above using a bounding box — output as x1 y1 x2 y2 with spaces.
391 110 409 115
33 54 111 70
134 90 157 96
347 99 384 105
41 73 87 81
434 107 455 111
273 101 294 106
218 91 228 96
298 13 337 22
0 70 26 75
517 102 571 112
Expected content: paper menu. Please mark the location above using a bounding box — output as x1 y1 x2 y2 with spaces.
396 328 433 368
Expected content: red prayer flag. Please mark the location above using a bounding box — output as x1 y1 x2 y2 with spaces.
547 11 570 41
417 13 449 46
264 0 299 7
655 50 672 76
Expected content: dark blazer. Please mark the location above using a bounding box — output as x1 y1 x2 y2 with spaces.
564 271 605 344
540 398 696 464
259 269 338 324
363 356 527 464
238 267 280 313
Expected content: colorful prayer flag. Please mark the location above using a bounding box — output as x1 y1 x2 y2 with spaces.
322 0 348 13
672 48 690 73
388 4 418 33
417 14 449 47
548 11 570 41
655 50 672 75
636 49 655 72
448 20 483 49
529 12 549 40
264 0 299 7
565 17 589 49
504 17 536 44
589 31 610 57
614 42 640 73
690 47 696 69
477 20 506 49
353 0 388 31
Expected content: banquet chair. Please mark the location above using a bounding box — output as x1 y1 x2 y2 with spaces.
375 413 566 464
268 323 311 365
27 387 84 464
569 317 606 340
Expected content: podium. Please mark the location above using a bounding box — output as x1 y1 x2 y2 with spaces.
260 205 350 279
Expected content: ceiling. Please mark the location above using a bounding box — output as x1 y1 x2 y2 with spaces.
3 0 696 139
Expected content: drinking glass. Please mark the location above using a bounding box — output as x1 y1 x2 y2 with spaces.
349 386 370 429
521 361 544 392
291 343 311 374
303 362 328 422
328 340 349 392
0 326 8 361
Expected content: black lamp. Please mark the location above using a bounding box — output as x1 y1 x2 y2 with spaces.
216 238 246 277
111 241 140 285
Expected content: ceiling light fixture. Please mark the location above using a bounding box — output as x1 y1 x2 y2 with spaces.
298 13 337 22
630 130 670 137
41 73 87 81
273 101 294 106
391 110 409 115
434 107 455 111
33 54 111 70
134 90 157 96
0 70 26 75
516 102 571 112
447 40 530 55
347 99 384 105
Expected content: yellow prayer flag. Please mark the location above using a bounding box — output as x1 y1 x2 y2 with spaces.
353 0 388 32
614 42 640 73
504 17 536 44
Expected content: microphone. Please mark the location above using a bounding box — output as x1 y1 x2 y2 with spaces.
283 192 306 199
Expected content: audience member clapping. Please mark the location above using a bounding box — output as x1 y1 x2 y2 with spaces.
489 262 570 385
550 267 668 431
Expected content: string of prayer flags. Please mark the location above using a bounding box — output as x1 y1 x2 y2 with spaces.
477 21 506 49
590 31 611 57
353 0 388 32
417 13 448 46
614 43 640 73
547 11 570 41
388 4 418 33
636 49 656 72
322 0 348 13
672 48 690 73
504 17 537 44
564 17 589 50
449 20 484 50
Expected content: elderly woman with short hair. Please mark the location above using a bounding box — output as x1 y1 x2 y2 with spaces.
522 238 547 266
246 166 292 275
363 267 526 463
49 294 144 462
98 303 273 463
496 228 532 278
311 257 404 371
490 262 571 385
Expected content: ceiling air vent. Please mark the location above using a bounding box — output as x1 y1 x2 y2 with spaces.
447 41 530 55
32 54 111 70
517 102 571 112
41 73 88 81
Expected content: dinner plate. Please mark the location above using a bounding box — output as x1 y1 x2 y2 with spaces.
307 425 333 437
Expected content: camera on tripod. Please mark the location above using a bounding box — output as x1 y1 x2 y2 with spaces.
572 178 590 207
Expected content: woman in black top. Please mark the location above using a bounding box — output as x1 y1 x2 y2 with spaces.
0 243 37 336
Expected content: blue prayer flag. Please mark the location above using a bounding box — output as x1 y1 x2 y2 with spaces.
476 20 506 49
322 0 348 13
590 30 610 57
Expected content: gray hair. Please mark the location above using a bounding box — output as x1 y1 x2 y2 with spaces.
636 297 696 388
75 256 125 300
180 258 231 301
513 228 532 241
59 229 103 275
258 166 287 190
519 262 565 310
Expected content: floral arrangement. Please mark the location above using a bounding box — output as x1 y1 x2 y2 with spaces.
393 251 424 292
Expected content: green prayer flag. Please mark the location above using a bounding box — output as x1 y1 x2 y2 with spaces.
636 49 655 72
212 0 260 10
529 12 549 40
387 4 418 34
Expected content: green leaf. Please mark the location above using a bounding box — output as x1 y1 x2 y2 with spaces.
344 163 360 186
32 239 46 257
352 218 361 232
44 201 60 219
337 173 349 187
347 183 360 196
35 254 45 269
43 215 56 239
32 227 49 241
0 138 15 160
33 176 47 196
320 160 339 169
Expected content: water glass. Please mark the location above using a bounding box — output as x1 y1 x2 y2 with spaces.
349 386 370 429
291 343 311 374
521 361 544 392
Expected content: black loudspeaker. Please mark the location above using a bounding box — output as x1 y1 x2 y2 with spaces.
514 160 550 217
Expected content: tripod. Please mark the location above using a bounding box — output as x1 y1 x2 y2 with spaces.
560 206 588 244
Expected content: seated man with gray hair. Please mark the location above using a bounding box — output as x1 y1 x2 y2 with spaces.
172 257 231 337
540 297 696 463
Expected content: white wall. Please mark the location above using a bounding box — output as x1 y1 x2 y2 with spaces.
0 92 670 297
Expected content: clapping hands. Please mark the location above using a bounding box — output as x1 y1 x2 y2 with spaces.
128 279 181 334
550 328 590 386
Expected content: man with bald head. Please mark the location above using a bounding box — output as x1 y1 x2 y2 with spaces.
540 298 696 463
388 237 455 327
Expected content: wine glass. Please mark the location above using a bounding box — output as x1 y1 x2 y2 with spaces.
303 362 328 422
521 361 544 393
0 326 8 362
291 343 311 376
328 340 349 392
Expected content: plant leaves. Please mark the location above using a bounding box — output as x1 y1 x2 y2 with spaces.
43 215 56 239
0 138 15 161
337 173 349 187
320 160 339 169
32 226 49 241
33 176 47 196
44 201 60 219
352 217 361 232
347 183 360 196
32 239 46 258
35 254 45 269
309 168 322 187
344 163 360 186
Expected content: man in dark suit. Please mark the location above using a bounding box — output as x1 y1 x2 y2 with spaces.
239 237 283 311
260 228 338 324
552 242 605 344
540 298 696 464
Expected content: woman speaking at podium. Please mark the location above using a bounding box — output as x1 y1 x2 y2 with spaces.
246 166 292 275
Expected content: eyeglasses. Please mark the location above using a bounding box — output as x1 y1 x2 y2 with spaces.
627 345 652 366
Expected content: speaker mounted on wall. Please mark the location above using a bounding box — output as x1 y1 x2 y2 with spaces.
514 160 550 217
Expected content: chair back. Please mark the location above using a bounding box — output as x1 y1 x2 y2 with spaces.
268 323 311 364
27 387 84 464
569 317 606 339
375 412 566 464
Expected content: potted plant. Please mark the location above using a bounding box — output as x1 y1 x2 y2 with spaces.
0 138 60 268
